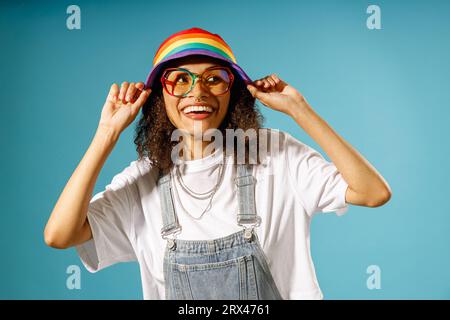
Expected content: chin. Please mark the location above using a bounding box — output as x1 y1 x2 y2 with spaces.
179 120 219 134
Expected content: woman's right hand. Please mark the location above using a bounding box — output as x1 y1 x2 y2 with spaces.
98 82 151 136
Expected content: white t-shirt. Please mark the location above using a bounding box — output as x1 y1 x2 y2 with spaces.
76 128 349 300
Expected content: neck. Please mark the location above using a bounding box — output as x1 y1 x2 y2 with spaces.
182 135 215 160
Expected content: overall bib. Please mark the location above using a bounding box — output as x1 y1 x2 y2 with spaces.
157 163 283 300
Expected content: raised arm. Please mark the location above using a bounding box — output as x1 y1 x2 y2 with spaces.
44 82 151 249
247 74 392 208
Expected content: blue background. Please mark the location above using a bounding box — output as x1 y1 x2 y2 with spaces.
1 0 449 299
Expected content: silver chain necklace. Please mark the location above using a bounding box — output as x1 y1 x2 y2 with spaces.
176 164 217 199
172 155 226 220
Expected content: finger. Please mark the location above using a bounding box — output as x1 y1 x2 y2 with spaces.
254 79 268 92
273 74 288 87
271 74 281 84
126 83 137 103
262 79 271 89
246 84 268 100
266 77 276 87
118 82 129 102
131 88 152 114
131 82 145 103
135 82 145 90
255 80 264 87
246 84 258 97
107 83 119 102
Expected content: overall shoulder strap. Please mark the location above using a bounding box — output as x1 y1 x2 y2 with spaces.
235 164 260 226
157 168 181 238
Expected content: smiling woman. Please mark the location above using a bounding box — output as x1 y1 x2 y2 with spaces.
44 26 391 301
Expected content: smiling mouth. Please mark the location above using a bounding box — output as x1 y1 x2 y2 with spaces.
181 105 215 120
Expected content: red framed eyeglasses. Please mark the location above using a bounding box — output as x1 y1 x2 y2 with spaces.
160 66 235 97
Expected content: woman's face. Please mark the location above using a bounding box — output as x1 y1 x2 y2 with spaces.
162 57 231 135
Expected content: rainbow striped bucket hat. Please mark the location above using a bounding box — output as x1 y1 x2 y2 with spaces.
144 27 252 90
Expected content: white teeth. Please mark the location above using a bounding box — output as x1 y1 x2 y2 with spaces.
183 105 214 114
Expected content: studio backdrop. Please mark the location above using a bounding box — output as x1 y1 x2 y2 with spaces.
1 0 449 299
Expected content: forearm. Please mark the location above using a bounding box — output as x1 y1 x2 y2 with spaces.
44 125 119 248
289 99 391 204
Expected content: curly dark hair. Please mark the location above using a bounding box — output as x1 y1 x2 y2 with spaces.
134 57 265 175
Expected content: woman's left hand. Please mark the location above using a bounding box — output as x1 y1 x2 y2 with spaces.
246 74 307 117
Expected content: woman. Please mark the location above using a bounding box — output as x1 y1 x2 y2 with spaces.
44 27 391 300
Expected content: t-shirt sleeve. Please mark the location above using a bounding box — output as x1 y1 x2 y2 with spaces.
75 167 138 273
284 132 349 217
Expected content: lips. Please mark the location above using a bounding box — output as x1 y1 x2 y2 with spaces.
181 105 216 120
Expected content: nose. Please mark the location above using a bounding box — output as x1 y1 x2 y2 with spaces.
188 77 210 98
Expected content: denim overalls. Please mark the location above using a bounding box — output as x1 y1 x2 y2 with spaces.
157 163 283 300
